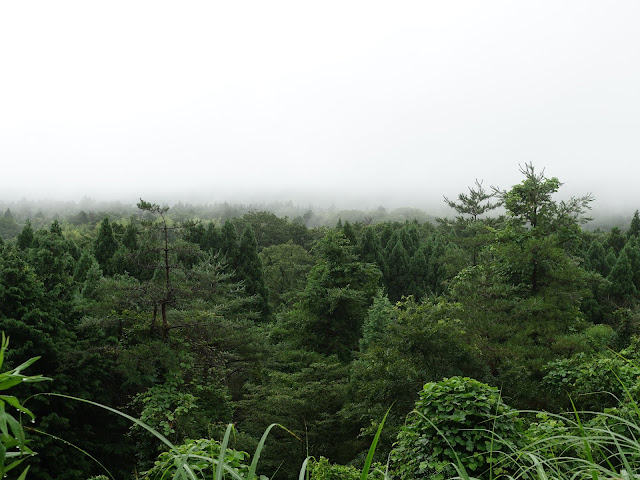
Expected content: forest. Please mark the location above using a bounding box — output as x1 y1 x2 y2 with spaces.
2 164 640 480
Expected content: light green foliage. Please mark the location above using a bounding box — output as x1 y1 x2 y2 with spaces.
142 437 260 480
543 336 640 412
359 290 395 351
307 457 386 480
391 376 523 480
0 333 50 479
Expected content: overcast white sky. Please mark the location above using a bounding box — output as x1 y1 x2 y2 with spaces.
1 1 639 210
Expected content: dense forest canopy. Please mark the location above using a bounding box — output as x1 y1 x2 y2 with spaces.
2 165 640 479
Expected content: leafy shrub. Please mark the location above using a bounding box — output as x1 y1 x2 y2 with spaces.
390 376 523 480
0 333 49 479
307 456 387 480
141 437 263 480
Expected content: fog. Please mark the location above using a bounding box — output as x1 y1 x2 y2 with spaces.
1 1 639 215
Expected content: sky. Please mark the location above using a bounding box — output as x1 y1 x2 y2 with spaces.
1 1 639 211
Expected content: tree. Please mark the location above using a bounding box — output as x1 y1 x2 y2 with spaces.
442 180 500 266
628 210 640 238
259 242 315 311
492 163 593 293
384 233 411 302
347 298 489 459
294 230 381 359
356 226 387 277
444 179 500 222
93 218 118 275
607 249 637 303
606 226 626 255
16 221 34 250
236 224 270 319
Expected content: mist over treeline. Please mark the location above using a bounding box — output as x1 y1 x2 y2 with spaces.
0 193 637 241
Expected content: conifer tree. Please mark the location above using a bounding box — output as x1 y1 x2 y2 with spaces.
122 221 139 251
585 240 610 277
16 220 34 250
93 218 118 275
623 237 640 289
203 221 220 254
220 220 240 268
342 220 357 245
628 210 640 238
408 244 430 299
237 224 270 319
607 248 637 302
385 233 411 302
357 225 387 276
606 226 626 255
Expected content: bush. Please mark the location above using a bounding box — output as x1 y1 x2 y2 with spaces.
390 376 523 480
307 456 387 480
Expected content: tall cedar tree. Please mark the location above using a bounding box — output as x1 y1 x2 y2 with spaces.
93 217 118 275
237 224 270 319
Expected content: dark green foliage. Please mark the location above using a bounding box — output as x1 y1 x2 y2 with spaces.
239 349 351 479
341 220 357 245
220 220 240 266
93 218 118 275
122 221 139 251
259 242 314 311
16 220 34 250
628 209 640 238
607 249 637 302
356 225 387 276
347 298 488 458
298 230 381 359
391 376 524 480
237 224 270 319
240 211 311 249
606 226 626 255
0 208 21 241
585 239 610 276
384 233 411 302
